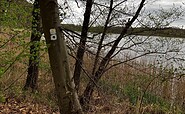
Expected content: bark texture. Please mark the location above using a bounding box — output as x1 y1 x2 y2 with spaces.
24 0 41 91
40 0 83 113
73 0 93 91
81 0 146 109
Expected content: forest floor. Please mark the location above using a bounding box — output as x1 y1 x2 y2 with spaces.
0 97 59 114
0 87 134 114
0 91 60 114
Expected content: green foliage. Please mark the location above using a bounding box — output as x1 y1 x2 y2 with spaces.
123 84 170 108
0 0 32 28
0 93 5 103
0 30 31 80
123 84 140 105
99 80 173 112
0 67 5 78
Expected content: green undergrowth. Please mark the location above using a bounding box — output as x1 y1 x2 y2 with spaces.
0 0 32 28
99 80 182 113
0 91 5 103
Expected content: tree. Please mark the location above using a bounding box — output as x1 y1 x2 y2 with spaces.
24 0 41 91
40 0 83 113
76 0 146 109
73 0 93 91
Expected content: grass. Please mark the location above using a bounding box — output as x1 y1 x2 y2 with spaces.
98 80 172 113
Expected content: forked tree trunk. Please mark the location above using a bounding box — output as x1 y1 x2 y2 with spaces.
24 0 41 91
40 0 83 113
81 0 146 109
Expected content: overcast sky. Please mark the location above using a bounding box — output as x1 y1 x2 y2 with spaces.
146 0 185 27
59 0 185 28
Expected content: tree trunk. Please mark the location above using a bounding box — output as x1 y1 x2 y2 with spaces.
73 0 93 91
40 0 83 113
80 66 104 110
24 0 41 91
81 0 146 109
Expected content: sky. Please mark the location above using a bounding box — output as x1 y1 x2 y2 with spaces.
145 0 185 28
58 0 185 28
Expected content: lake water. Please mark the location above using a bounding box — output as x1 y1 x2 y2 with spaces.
83 33 185 73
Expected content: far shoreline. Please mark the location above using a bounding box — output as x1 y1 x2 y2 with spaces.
62 24 185 38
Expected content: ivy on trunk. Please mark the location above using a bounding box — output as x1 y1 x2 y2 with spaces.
24 0 41 91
